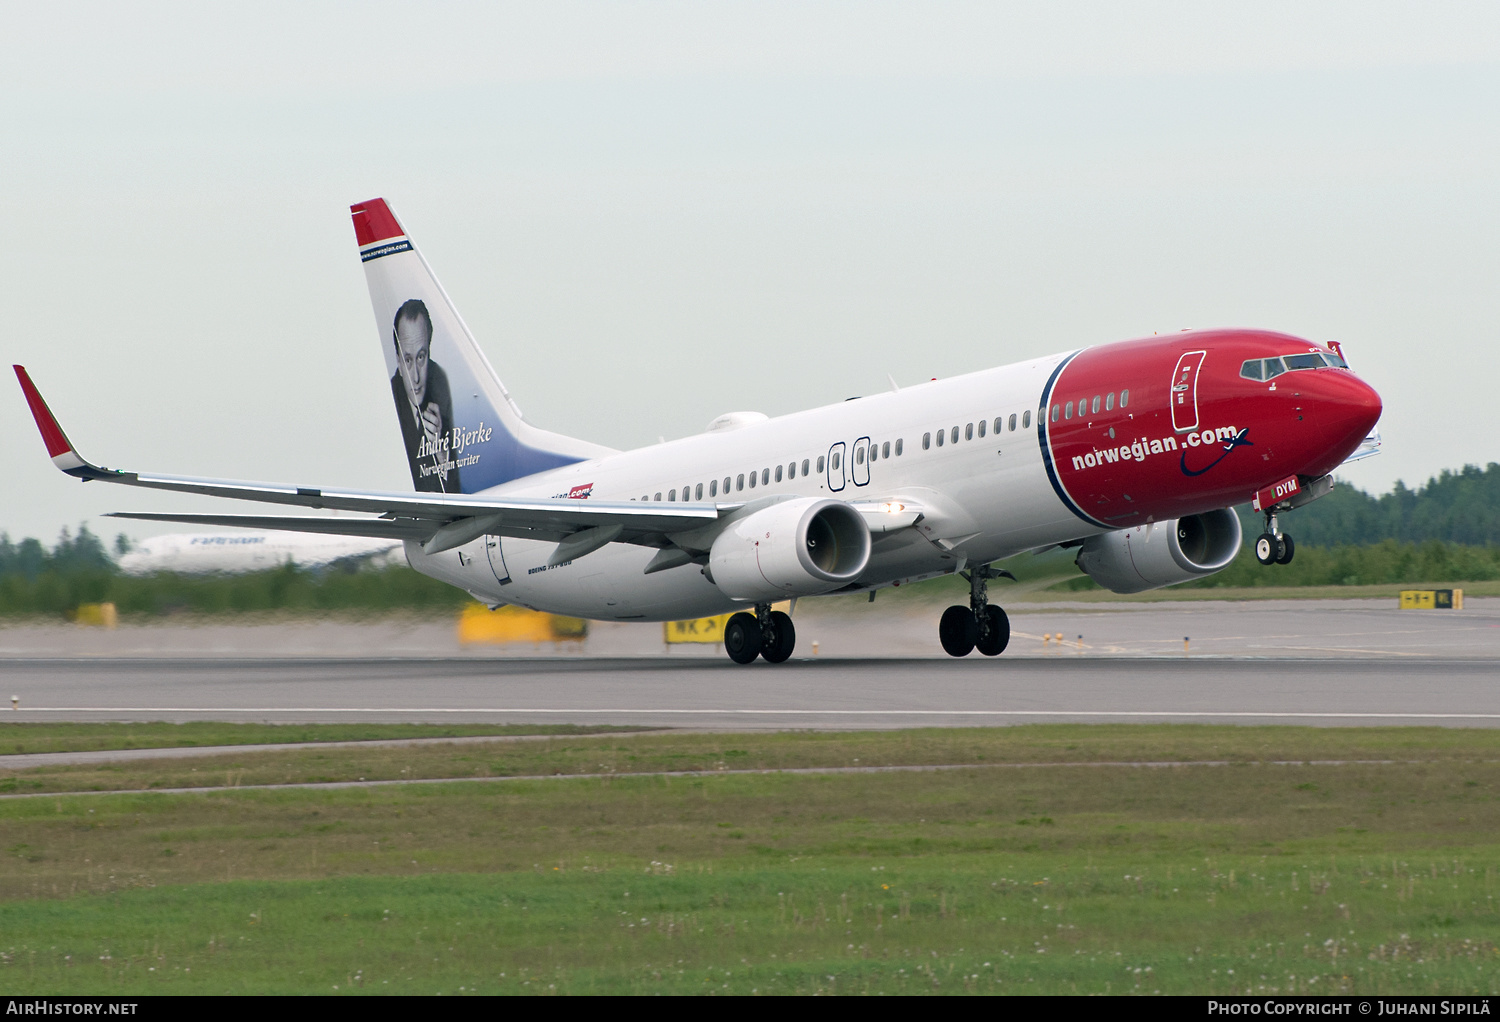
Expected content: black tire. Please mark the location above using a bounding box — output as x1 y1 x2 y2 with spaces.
1255 532 1278 565
724 612 763 664
1276 533 1295 565
975 605 1010 657
761 610 796 663
939 605 977 657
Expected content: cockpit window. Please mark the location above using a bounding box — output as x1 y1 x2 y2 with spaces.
1283 353 1326 370
1324 351 1348 368
1239 359 1263 381
1263 357 1286 379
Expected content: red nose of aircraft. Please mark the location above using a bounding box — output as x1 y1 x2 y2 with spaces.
1316 369 1383 462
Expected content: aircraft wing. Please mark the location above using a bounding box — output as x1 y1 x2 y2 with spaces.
15 366 724 554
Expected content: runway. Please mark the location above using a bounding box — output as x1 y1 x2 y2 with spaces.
4 656 1498 727
2 599 1495 728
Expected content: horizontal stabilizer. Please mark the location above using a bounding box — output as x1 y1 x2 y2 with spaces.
105 513 432 541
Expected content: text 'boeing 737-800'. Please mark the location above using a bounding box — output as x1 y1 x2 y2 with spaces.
15 198 1382 662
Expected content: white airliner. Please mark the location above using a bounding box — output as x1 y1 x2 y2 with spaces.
116 531 400 575
16 198 1383 663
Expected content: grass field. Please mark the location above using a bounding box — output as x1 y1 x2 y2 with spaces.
2 725 1499 994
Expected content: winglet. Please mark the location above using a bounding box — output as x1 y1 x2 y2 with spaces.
13 366 106 478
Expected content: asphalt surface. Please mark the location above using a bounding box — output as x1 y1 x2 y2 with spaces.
1 599 1494 728
3 655 1498 727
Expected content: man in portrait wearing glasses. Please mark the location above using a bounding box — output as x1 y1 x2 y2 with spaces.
390 298 460 493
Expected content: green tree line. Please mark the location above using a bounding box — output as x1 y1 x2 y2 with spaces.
0 525 468 617
1238 462 1500 546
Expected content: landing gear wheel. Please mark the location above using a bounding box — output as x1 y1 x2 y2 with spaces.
1255 532 1278 566
939 605 978 657
976 605 1010 657
724 612 763 664
761 610 796 663
1275 533 1295 565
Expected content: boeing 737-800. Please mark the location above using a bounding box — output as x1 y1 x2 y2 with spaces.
15 198 1382 663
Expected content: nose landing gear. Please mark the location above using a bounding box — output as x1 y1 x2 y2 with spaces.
1255 512 1296 566
939 564 1014 658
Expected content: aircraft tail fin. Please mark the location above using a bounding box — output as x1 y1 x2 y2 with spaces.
351 198 610 494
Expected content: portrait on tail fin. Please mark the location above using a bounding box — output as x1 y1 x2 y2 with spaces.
389 298 460 492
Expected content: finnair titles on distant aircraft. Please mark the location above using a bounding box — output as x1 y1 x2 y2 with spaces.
117 532 400 575
15 198 1382 663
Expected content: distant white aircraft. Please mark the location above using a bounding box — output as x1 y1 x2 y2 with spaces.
116 531 400 575
16 198 1382 663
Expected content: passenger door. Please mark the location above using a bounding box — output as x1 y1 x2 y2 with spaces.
1170 350 1207 433
826 441 846 492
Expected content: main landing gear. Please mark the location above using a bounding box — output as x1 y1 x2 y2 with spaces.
724 603 796 664
939 565 1013 658
1255 511 1296 567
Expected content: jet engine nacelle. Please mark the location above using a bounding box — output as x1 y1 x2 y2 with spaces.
1075 509 1242 594
708 498 872 602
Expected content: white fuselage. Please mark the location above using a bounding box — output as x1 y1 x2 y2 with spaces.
408 353 1084 620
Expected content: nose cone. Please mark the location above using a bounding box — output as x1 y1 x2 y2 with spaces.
1318 371 1383 462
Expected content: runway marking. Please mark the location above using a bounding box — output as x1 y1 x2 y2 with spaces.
14 708 1500 719
0 758 1444 801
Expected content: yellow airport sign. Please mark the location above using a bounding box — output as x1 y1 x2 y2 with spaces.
71 602 118 628
664 613 733 644
665 603 791 644
458 604 588 645
1399 589 1463 610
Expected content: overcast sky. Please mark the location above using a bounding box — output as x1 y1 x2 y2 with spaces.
2 2 1497 544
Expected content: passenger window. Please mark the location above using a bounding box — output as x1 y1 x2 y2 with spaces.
883 441 891 458
654 492 662 501
977 420 986 438
802 459 811 475
775 464 783 482
936 430 944 447
817 456 825 472
951 426 959 444
1022 410 1030 429
1105 392 1115 410
1009 413 1017 431
696 483 704 500
832 452 842 469
762 468 769 485
965 423 973 441
856 447 864 465
869 445 877 462
787 462 796 479
748 471 756 488
668 489 676 501
1064 402 1073 420
1239 360 1263 381
922 433 931 450
895 438 903 455
1050 404 1060 423
709 479 717 497
736 474 744 491
1119 391 1128 408
722 476 730 494
994 417 1002 434
1091 395 1101 415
